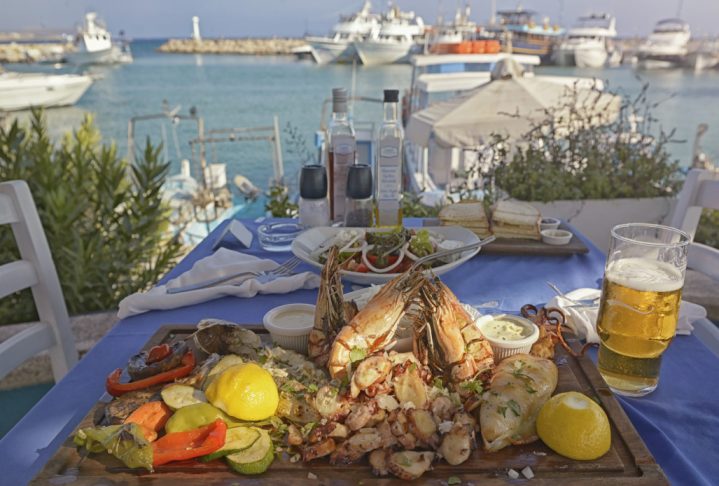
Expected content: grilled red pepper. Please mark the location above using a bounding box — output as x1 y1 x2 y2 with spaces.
106 350 195 397
146 344 172 364
152 419 227 467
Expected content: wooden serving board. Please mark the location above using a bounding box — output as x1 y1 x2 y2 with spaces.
32 325 667 485
422 220 589 256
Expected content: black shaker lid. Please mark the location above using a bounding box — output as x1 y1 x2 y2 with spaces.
332 87 348 113
384 89 399 103
300 165 327 199
346 164 373 199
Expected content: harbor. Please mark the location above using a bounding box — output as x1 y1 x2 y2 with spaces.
0 2 718 485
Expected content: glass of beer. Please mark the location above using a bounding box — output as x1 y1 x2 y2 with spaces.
597 223 690 397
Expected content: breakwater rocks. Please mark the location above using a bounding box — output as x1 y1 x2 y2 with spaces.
0 42 71 63
157 38 305 55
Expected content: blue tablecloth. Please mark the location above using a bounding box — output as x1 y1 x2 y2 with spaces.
1 218 717 486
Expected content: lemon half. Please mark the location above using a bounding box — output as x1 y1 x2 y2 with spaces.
536 391 611 461
206 363 279 421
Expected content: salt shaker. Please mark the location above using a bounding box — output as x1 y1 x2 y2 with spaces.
345 164 373 227
299 165 330 228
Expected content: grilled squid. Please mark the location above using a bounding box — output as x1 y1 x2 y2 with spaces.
480 354 558 452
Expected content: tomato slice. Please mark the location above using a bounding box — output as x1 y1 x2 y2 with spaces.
366 254 399 268
355 263 369 273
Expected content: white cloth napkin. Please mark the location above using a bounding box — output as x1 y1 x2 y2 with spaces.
548 288 707 343
118 248 320 319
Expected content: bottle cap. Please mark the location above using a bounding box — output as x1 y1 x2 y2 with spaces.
384 89 399 103
299 165 328 199
332 88 348 113
346 164 373 199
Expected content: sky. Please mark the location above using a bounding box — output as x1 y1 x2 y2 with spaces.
2 0 719 38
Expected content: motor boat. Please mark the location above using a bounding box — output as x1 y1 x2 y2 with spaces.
405 52 542 117
0 70 93 111
486 8 565 64
353 5 426 65
403 56 609 206
636 19 691 69
305 1 380 64
66 12 114 65
554 13 617 68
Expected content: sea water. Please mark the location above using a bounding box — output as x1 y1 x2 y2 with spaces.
7 39 719 217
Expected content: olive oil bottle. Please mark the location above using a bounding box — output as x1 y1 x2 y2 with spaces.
374 89 403 227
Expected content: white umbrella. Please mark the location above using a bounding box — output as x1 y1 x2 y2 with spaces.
406 59 621 148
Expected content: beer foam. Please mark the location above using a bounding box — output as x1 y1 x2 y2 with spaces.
605 257 683 292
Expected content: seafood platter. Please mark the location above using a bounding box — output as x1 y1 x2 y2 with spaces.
34 248 667 484
291 226 482 285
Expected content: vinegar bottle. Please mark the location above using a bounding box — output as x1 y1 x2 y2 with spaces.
327 88 356 222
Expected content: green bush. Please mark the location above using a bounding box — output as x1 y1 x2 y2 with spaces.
696 209 719 248
401 192 441 218
0 110 183 325
490 83 682 202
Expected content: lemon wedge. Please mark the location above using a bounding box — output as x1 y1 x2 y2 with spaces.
536 391 611 460
205 363 279 421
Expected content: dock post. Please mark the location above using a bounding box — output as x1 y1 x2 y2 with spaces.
272 115 284 185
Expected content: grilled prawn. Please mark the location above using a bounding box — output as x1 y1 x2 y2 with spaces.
308 246 358 367
414 279 494 385
327 268 425 380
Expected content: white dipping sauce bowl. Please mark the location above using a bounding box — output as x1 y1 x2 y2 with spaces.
263 303 315 354
541 229 573 245
540 217 561 231
476 314 540 362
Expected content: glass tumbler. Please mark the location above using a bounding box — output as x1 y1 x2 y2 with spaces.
596 223 690 397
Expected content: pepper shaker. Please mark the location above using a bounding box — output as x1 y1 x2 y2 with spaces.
345 164 373 227
299 165 330 228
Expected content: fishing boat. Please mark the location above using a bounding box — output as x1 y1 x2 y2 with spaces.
487 8 564 63
304 1 380 64
428 5 478 46
0 70 92 111
353 4 426 65
128 103 282 246
554 13 617 68
636 18 691 69
65 13 114 65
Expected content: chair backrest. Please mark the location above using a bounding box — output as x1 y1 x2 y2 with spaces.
670 168 719 279
0 180 77 382
670 168 719 238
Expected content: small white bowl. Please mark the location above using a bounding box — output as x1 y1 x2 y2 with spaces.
540 217 561 231
263 303 315 354
541 229 573 245
476 314 539 362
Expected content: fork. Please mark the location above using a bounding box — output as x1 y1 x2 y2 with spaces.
546 281 600 308
166 256 302 294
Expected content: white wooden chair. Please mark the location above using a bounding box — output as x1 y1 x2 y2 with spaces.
669 168 719 356
670 168 719 279
0 180 77 382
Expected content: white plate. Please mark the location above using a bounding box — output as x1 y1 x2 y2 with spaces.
292 226 482 285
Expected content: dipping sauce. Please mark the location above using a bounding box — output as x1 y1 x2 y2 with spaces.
271 309 314 330
481 318 532 342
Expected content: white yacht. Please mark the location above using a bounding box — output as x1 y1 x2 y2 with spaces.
430 5 477 44
636 19 691 69
305 1 379 64
554 13 617 68
0 71 93 111
353 5 426 65
66 12 114 65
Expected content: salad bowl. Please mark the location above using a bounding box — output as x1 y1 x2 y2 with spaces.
291 226 482 285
